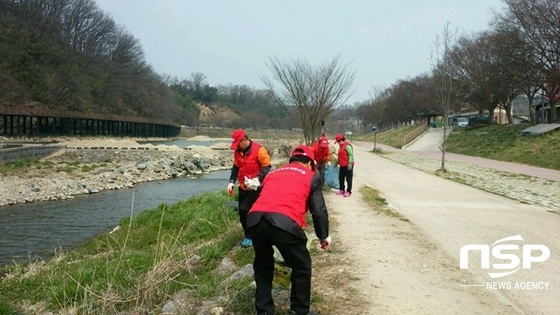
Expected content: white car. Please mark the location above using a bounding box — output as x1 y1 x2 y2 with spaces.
456 117 469 128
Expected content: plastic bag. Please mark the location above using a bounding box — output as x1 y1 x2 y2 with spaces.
324 164 340 189
273 232 316 288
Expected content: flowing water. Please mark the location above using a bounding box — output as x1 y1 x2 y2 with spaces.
0 139 231 267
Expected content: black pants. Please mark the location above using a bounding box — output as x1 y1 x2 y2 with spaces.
339 166 353 193
238 188 260 238
316 162 326 187
249 219 312 315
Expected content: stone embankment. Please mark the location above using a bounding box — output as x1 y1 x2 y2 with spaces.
0 138 291 207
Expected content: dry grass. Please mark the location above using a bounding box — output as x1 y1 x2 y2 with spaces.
308 218 370 315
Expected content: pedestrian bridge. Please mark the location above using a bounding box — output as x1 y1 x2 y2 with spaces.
0 106 180 138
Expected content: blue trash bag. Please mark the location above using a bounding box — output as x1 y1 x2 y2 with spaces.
324 164 340 189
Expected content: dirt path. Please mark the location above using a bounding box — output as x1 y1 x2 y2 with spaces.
321 141 559 314
324 188 518 314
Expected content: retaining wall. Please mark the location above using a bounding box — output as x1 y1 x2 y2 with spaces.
0 144 65 163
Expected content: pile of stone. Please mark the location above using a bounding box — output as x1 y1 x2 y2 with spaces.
0 138 293 207
0 147 231 207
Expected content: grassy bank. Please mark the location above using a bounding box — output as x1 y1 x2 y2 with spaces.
356 124 560 170
354 125 423 149
0 192 255 314
0 189 351 314
444 124 560 170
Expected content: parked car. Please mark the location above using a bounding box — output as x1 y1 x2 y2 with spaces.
469 114 490 125
456 117 469 128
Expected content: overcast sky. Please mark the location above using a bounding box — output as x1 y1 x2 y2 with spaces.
94 0 504 104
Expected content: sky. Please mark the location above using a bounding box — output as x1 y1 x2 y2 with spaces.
94 0 505 105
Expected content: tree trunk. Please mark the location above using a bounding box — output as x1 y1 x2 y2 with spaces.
440 125 447 172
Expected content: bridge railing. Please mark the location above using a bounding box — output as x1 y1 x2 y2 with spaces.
0 106 180 127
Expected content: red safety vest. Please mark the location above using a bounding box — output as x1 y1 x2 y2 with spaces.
234 141 263 189
249 163 314 228
312 141 329 164
337 141 352 167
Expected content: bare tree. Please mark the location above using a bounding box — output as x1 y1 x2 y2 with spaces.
355 85 387 131
190 72 207 89
262 55 354 144
491 25 541 123
431 23 459 172
450 33 499 117
499 0 560 123
109 27 145 67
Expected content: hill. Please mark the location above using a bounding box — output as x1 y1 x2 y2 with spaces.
0 1 190 124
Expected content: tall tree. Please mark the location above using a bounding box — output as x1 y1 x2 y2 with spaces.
262 55 354 144
499 0 560 123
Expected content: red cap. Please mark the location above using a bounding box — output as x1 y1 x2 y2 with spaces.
319 137 329 148
230 129 246 150
334 133 344 143
291 145 315 161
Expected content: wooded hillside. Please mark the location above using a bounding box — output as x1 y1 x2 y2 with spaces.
0 0 194 124
0 0 305 130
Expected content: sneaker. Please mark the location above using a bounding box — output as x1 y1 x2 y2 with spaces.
336 190 345 196
343 191 351 198
240 238 252 248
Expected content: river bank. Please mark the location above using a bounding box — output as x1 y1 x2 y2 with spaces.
0 136 291 207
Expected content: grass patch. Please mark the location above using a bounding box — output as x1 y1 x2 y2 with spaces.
355 125 425 149
1 156 117 177
0 191 254 314
0 158 35 175
308 219 369 315
360 186 409 221
0 190 338 314
444 124 560 170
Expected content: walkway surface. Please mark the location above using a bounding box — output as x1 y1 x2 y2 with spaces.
387 127 560 182
324 129 559 314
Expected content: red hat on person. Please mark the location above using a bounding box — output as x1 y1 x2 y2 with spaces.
319 136 329 148
291 145 315 162
334 133 344 143
230 129 246 150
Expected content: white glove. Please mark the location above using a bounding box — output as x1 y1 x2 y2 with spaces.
320 236 332 250
244 176 261 191
227 183 234 195
243 176 252 189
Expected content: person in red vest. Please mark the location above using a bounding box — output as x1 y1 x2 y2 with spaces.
311 134 331 182
247 145 331 315
227 129 271 248
334 133 354 197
